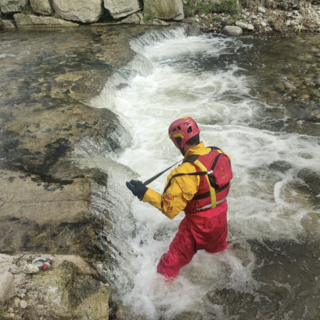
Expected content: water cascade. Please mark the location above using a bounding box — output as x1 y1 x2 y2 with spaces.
89 29 320 319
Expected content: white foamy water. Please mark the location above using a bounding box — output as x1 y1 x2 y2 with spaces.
98 29 320 319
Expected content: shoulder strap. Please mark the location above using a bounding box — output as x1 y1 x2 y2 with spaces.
184 154 200 164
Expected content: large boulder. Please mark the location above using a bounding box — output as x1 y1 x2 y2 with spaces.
14 13 79 27
0 0 28 13
144 0 184 20
104 0 141 20
30 0 53 15
52 0 103 23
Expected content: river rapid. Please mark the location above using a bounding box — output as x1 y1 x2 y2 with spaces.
1 26 320 320
96 30 320 319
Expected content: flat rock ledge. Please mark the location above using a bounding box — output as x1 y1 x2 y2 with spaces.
0 254 110 319
14 13 79 27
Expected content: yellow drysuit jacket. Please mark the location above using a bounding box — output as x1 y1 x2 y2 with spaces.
142 142 212 220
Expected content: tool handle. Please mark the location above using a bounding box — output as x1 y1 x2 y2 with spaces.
143 159 182 186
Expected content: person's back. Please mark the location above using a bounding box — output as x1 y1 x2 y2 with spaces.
126 117 233 278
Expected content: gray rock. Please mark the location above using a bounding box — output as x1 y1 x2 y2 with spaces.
14 13 80 27
2 19 16 28
235 21 247 29
0 0 28 13
23 264 39 274
222 26 243 36
151 18 169 25
52 0 103 23
258 7 266 14
261 21 267 27
0 271 14 307
298 168 320 197
104 0 141 20
20 300 28 309
144 0 184 20
120 12 141 24
247 23 254 31
30 0 53 15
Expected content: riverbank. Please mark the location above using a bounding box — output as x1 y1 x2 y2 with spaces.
184 1 320 35
1 1 320 35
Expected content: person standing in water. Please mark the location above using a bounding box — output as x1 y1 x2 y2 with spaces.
126 117 233 278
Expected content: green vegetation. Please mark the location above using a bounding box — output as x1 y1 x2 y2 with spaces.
184 0 240 17
21 4 34 15
143 14 154 22
0 309 7 317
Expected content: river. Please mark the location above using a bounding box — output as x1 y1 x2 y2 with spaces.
1 25 320 320
96 29 320 319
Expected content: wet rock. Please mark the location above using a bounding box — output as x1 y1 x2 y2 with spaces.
222 25 243 36
206 288 257 318
0 271 14 307
172 311 203 320
0 0 28 14
250 239 320 319
268 160 292 173
30 0 53 16
14 13 80 27
52 0 103 23
297 168 320 197
144 0 184 21
104 0 142 20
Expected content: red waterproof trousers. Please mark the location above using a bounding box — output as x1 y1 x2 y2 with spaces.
157 201 228 278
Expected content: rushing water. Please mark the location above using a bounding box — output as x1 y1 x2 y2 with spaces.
93 29 320 319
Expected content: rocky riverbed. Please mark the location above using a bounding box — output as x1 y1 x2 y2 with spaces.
1 2 320 320
0 24 186 319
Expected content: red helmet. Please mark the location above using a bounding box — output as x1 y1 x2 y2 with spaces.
168 117 200 149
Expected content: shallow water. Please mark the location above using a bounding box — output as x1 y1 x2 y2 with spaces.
101 31 320 319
